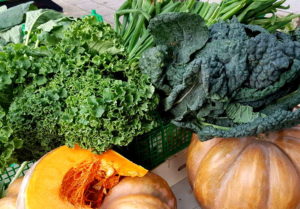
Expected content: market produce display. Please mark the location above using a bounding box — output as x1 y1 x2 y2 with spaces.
1 0 300 209
140 12 300 140
15 146 176 209
115 0 300 59
187 128 300 209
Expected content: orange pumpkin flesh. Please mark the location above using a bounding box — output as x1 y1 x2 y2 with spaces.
22 145 148 209
187 126 300 209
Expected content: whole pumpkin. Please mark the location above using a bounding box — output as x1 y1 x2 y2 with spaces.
16 146 176 209
187 126 300 209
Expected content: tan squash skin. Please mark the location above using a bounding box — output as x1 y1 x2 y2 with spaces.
7 178 24 198
0 197 16 209
187 126 300 209
0 177 24 209
101 173 177 209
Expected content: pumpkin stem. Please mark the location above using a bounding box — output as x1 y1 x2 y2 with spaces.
59 158 121 208
256 133 268 141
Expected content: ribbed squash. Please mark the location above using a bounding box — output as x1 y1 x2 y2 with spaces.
16 145 176 209
187 126 300 209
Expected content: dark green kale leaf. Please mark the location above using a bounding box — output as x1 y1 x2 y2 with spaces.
140 13 300 140
148 12 209 64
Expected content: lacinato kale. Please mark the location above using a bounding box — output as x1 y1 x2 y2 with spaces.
140 12 300 140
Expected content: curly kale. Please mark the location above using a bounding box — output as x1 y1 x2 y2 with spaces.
140 12 300 140
0 106 22 170
2 17 158 165
60 67 158 153
0 44 57 109
7 84 66 161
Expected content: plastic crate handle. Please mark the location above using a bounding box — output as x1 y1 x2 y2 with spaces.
83 9 103 22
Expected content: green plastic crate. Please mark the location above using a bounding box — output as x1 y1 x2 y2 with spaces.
116 123 192 170
0 162 34 186
0 123 192 186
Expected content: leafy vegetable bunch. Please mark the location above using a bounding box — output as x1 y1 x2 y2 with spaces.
0 17 158 171
115 0 300 59
140 12 300 140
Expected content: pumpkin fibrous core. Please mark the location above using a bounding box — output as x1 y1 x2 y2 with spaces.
60 158 121 208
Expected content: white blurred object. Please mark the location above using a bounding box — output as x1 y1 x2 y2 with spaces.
283 0 300 13
152 149 202 209
152 149 187 187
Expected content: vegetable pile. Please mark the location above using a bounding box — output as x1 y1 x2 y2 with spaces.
1 0 300 173
115 0 300 59
0 15 158 171
140 12 300 140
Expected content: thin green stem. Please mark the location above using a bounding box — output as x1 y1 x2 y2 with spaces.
9 161 28 187
115 9 151 21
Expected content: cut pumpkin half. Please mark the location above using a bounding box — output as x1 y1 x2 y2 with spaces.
16 145 148 209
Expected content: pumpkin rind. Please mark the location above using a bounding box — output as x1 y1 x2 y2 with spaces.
187 126 300 209
0 177 24 209
0 197 16 209
103 195 171 209
101 173 177 209
7 177 24 198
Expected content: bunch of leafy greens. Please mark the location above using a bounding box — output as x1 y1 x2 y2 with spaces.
0 1 74 48
115 0 300 59
0 17 158 170
0 2 33 46
140 12 300 140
